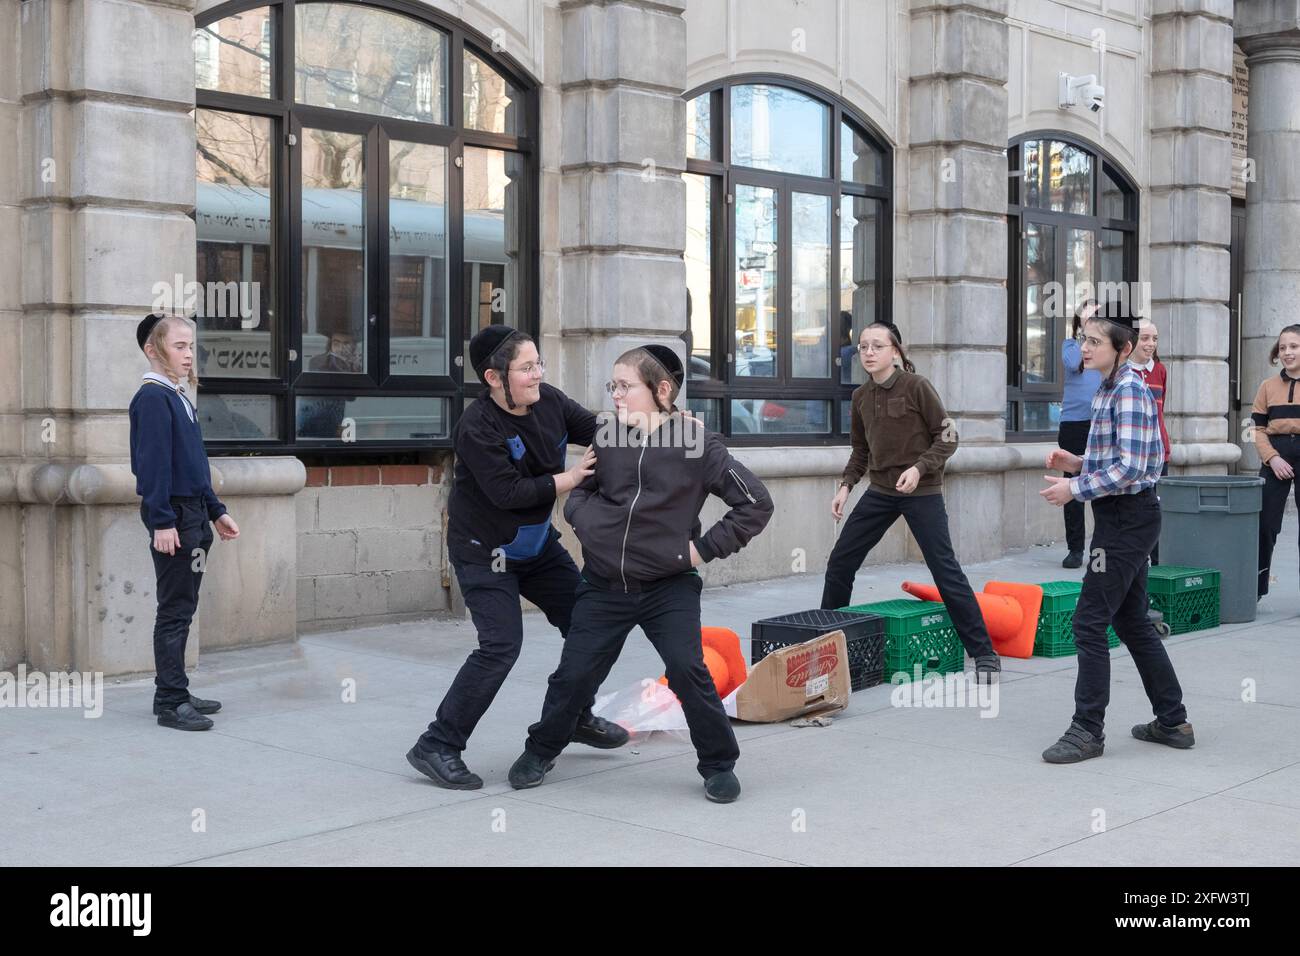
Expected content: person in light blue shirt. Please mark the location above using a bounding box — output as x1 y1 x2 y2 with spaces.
1057 301 1103 568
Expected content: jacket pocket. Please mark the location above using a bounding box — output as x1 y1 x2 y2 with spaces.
886 396 908 418
728 467 758 503
499 519 553 560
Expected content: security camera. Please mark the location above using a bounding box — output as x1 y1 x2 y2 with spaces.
1083 82 1105 112
1059 73 1105 113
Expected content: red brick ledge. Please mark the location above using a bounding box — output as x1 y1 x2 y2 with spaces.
305 465 442 488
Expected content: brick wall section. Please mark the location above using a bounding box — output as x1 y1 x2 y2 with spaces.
296 465 449 629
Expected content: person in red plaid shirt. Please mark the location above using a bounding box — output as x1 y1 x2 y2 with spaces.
1037 295 1194 764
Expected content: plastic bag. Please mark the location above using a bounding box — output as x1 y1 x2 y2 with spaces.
591 678 691 735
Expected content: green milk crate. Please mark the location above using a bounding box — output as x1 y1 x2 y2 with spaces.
1146 566 1221 635
842 599 964 683
1035 581 1121 658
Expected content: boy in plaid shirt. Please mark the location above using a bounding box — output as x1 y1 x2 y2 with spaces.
1070 364 1165 502
1039 296 1194 763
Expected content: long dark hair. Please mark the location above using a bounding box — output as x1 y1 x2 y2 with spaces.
482 330 535 409
1269 325 1300 366
865 321 916 373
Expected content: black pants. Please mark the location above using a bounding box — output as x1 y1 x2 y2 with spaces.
525 572 739 779
1149 460 1169 567
1071 489 1187 738
421 532 595 753
146 497 214 708
820 488 997 660
1058 419 1091 555
1257 434 1300 597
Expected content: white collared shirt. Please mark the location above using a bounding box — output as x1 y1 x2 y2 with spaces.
142 371 196 422
1130 357 1155 373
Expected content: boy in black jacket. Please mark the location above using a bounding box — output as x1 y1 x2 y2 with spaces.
406 326 629 790
129 313 239 731
509 345 773 803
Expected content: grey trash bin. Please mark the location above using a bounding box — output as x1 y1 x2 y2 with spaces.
1157 475 1265 624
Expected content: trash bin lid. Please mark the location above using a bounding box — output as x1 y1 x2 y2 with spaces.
1157 475 1265 488
1158 474 1264 515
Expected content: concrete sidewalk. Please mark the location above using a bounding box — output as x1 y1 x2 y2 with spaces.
6 519 1300 867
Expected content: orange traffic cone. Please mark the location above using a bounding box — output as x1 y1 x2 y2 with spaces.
900 580 1043 659
658 626 748 698
983 582 1044 658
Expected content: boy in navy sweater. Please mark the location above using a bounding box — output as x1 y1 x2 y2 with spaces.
129 313 239 731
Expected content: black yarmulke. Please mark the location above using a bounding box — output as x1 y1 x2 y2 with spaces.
469 324 519 374
1093 295 1141 332
136 313 165 350
642 344 684 387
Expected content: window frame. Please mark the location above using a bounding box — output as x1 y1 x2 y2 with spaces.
684 74 893 446
1005 130 1139 441
194 0 539 455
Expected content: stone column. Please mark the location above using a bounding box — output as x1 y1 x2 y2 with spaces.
1149 0 1235 473
8 0 193 671
4 0 300 676
555 0 688 412
906 0 1010 560
1236 0 1300 469
0 0 22 668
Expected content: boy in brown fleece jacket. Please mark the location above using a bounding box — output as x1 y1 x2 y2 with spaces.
824 321 1000 682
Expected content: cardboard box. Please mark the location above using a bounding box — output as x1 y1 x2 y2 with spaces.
722 630 851 723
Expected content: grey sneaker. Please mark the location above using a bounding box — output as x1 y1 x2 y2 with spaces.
1042 722 1105 763
1132 720 1195 750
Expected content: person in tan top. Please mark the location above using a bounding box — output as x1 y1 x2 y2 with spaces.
1253 324 1300 599
822 321 1000 682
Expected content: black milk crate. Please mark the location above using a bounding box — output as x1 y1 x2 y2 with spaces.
751 609 886 692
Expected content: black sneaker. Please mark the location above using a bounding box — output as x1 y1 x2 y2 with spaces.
704 770 741 803
1042 722 1104 763
156 701 214 732
153 694 221 716
571 715 630 749
1062 551 1084 569
974 654 1001 684
1132 720 1195 750
405 745 483 790
508 751 555 790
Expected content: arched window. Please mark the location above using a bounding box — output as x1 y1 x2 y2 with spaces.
192 0 535 449
1006 133 1138 437
683 77 892 444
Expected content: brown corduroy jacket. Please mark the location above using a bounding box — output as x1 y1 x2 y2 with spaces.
840 368 956 497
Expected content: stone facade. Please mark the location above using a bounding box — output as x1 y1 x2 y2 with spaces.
1149 0 1236 464
905 0 1011 562
1236 0 1300 468
2 0 301 674
296 465 450 630
2 0 1282 674
553 0 689 411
